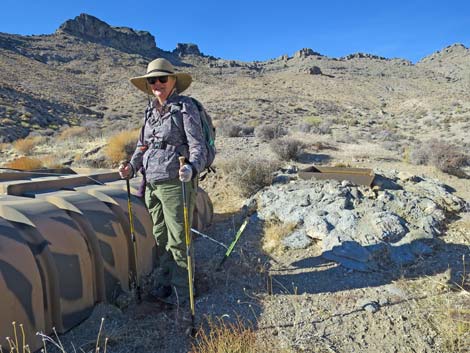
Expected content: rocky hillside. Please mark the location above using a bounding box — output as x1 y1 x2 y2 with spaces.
1 13 470 145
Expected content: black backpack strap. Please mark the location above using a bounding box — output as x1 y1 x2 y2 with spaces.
170 103 184 132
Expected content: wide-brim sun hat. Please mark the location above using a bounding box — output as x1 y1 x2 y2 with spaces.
130 58 192 95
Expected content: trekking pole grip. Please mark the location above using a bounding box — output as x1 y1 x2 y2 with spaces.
178 156 185 167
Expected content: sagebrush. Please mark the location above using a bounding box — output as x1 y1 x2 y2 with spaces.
218 156 280 197
270 137 304 161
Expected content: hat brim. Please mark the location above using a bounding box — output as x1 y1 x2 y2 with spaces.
130 72 192 95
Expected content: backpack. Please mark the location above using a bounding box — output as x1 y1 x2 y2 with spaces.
169 97 216 174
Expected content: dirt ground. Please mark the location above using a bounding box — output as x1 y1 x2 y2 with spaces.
48 138 470 353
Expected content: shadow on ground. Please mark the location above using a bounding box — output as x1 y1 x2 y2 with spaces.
297 152 331 164
270 239 470 295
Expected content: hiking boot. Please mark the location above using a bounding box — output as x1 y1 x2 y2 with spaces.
147 285 171 302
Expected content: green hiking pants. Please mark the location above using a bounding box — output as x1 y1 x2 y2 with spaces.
145 177 197 297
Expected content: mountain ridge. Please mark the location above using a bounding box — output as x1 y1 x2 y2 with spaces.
0 14 469 144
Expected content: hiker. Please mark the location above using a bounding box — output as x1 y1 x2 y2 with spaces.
118 58 206 306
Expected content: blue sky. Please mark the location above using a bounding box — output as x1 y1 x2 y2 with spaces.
1 0 469 62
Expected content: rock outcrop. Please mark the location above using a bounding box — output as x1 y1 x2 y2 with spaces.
294 48 322 59
56 13 157 55
343 53 388 60
254 169 467 272
173 43 202 56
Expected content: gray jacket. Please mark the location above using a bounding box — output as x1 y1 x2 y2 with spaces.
130 93 207 182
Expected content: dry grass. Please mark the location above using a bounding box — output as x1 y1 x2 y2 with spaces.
262 220 297 254
190 316 282 353
2 319 109 353
103 129 139 166
397 257 470 353
4 156 43 170
12 136 45 154
57 126 88 140
202 174 245 216
41 155 64 169
427 292 470 352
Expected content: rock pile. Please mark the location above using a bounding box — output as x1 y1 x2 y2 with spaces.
254 169 468 271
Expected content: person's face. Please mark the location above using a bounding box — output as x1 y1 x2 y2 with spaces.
147 75 176 102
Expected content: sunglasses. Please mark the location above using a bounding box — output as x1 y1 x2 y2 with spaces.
146 76 169 84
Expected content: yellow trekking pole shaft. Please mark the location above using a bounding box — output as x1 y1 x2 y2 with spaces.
179 157 195 322
126 178 142 302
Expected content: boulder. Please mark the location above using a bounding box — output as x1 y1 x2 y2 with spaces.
306 66 322 75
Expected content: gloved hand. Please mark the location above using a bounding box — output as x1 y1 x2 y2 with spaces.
179 164 193 182
118 160 132 179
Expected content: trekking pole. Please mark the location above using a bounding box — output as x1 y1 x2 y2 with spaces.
126 177 142 303
218 218 249 269
179 157 195 334
191 228 228 250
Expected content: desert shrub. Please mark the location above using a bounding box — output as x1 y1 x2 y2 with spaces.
381 141 403 152
218 122 243 137
255 124 287 140
12 136 45 154
103 129 140 165
299 119 333 135
239 126 255 136
4 156 43 170
408 145 428 165
303 116 322 125
371 128 405 142
190 316 276 353
81 121 103 138
316 120 333 134
270 137 304 161
408 139 469 176
57 126 88 140
218 156 280 197
298 122 312 133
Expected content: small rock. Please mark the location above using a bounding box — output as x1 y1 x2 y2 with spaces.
378 297 390 306
285 165 298 174
272 174 291 184
358 300 380 313
282 230 313 249
299 194 311 207
397 172 422 183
